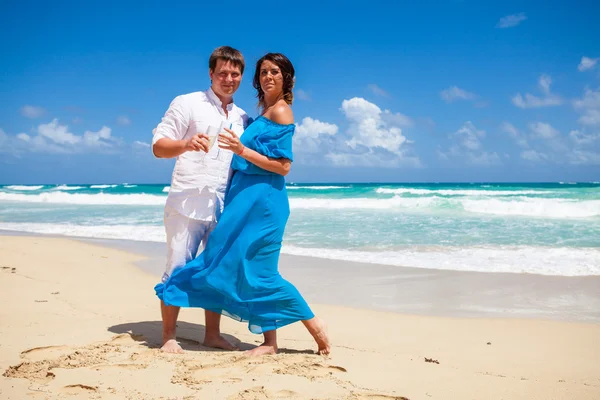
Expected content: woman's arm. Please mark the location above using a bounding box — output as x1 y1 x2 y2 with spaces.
218 129 291 176
218 104 294 176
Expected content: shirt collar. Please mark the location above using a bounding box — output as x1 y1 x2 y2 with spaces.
207 87 235 112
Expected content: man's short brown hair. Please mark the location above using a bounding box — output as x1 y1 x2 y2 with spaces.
209 46 245 74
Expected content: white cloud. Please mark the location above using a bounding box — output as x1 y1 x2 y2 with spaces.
296 89 311 101
16 133 30 142
573 88 600 109
567 128 600 165
83 126 115 148
496 13 527 28
512 75 563 109
579 109 600 126
294 98 419 167
296 117 338 139
440 86 476 103
501 122 529 147
294 117 339 154
133 141 151 148
440 122 501 166
341 98 406 153
538 74 552 95
573 87 600 126
529 122 559 139
521 150 549 162
0 119 120 155
512 93 562 108
341 97 380 121
381 110 413 127
436 147 449 160
20 105 46 119
451 121 484 150
436 146 457 162
367 84 390 98
325 150 421 168
578 57 598 72
568 150 600 165
38 119 81 145
498 116 599 166
521 122 588 163
569 130 600 145
117 115 131 126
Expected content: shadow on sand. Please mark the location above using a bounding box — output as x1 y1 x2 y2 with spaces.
107 320 315 354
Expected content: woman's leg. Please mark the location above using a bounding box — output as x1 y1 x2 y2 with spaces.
245 330 278 356
302 317 331 355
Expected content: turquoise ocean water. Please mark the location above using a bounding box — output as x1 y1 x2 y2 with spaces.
1 182 599 276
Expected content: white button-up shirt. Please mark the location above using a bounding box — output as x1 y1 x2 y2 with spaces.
152 88 249 221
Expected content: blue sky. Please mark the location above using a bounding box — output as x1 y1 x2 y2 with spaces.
1 0 599 184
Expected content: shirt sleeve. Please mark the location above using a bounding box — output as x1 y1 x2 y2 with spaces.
152 96 190 147
251 124 295 161
241 113 252 129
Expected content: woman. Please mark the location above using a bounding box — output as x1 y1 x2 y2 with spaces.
155 53 330 356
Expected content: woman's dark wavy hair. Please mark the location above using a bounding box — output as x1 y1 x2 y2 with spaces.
253 53 295 109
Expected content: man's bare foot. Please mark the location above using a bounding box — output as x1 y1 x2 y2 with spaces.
244 343 277 357
160 338 184 354
203 335 238 351
311 317 331 355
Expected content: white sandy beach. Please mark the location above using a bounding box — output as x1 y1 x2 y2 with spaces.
1 235 599 399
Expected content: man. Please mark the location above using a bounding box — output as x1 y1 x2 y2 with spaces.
152 46 248 353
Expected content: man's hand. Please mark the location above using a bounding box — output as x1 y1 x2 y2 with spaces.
185 133 210 153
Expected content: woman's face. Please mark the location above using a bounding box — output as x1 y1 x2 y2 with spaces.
259 60 283 97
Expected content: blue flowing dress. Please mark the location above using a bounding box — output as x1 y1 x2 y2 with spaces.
155 116 315 334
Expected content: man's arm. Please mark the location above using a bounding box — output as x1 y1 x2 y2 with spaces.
152 97 209 159
153 136 208 158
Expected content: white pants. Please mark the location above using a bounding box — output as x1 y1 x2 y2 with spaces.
162 205 216 282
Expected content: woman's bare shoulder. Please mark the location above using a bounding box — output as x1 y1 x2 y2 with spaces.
270 101 294 125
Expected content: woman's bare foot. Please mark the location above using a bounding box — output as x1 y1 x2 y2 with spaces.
304 317 331 355
203 334 238 351
244 343 278 357
161 338 184 354
245 330 277 357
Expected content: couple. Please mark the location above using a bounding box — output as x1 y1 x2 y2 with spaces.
152 46 330 357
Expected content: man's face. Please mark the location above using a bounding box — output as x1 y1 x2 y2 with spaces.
209 59 242 99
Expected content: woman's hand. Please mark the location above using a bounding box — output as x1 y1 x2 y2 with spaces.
218 128 244 155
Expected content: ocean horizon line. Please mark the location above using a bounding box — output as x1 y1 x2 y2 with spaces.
2 181 599 186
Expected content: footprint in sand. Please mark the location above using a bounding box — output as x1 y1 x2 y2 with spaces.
1 266 16 273
60 384 98 396
5 333 152 385
229 386 269 400
93 363 148 371
272 357 348 380
273 389 298 398
354 394 410 400
110 332 146 345
21 345 72 362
